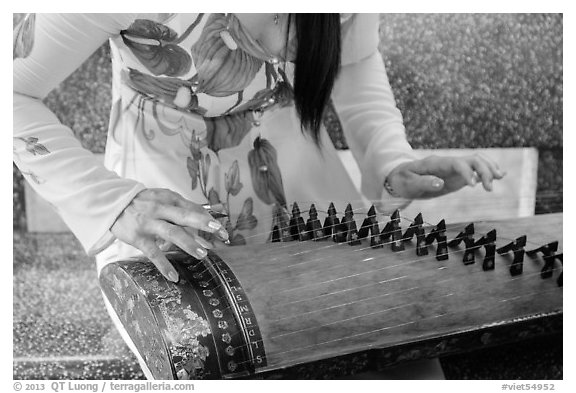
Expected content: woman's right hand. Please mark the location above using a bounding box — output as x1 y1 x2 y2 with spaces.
110 188 229 283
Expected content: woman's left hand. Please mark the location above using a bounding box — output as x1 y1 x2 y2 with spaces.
385 154 506 199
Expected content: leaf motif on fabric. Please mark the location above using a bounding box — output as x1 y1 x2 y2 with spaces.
186 156 199 190
191 14 264 97
224 160 243 196
230 233 246 246
225 219 234 235
13 13 36 60
202 154 211 184
232 89 273 114
18 137 50 155
121 18 199 77
21 170 45 185
247 137 287 207
203 112 254 154
233 81 293 114
235 197 258 231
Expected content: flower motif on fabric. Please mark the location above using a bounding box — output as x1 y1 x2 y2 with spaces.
225 160 243 196
13 13 35 60
248 137 287 208
186 131 212 197
121 15 204 77
224 197 258 246
13 137 50 185
235 198 259 232
124 68 207 114
219 160 258 246
190 14 267 100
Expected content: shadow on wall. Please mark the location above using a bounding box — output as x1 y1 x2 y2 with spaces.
13 13 563 230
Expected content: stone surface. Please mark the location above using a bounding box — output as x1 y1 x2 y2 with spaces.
12 232 144 379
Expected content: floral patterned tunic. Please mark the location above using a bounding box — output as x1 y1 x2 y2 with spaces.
13 13 414 272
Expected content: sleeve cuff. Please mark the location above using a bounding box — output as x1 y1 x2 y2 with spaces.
86 183 146 256
361 156 415 215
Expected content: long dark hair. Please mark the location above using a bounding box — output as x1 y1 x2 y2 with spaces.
289 14 341 145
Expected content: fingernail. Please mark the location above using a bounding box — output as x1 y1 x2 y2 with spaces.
168 270 179 283
432 179 443 188
203 203 225 211
469 176 478 186
195 247 207 258
218 228 229 241
208 220 222 231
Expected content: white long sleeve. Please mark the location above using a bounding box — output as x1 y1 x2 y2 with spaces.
13 13 146 255
332 14 415 207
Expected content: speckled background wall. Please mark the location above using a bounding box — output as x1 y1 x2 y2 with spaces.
13 14 563 380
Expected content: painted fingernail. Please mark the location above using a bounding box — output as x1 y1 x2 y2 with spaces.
168 270 179 283
218 228 229 241
208 220 222 231
196 247 207 258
